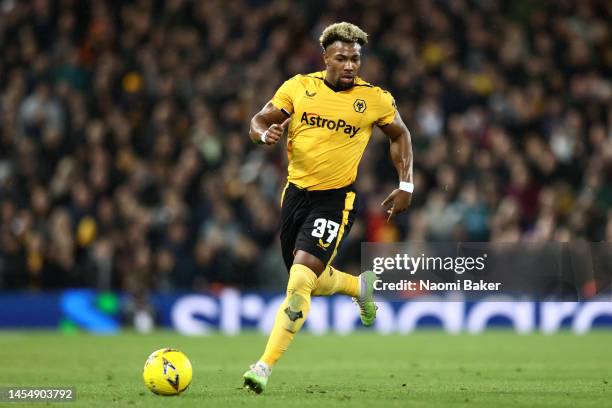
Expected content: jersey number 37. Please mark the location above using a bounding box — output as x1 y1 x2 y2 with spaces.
311 218 340 243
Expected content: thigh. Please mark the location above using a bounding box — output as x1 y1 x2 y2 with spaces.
279 184 310 271
294 190 356 268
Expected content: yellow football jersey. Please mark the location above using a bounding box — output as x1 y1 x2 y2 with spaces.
271 71 396 190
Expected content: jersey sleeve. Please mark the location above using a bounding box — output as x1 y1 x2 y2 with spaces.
375 89 397 126
271 75 301 114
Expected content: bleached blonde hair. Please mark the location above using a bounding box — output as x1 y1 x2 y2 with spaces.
319 22 368 49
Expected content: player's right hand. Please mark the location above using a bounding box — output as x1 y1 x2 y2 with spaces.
262 117 290 145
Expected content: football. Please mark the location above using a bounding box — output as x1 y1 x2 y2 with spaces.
143 348 192 395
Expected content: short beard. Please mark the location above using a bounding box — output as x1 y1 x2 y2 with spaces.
334 79 354 90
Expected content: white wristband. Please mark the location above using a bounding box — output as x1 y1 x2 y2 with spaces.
399 181 414 193
260 130 268 144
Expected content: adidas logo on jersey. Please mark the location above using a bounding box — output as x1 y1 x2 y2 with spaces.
300 112 360 137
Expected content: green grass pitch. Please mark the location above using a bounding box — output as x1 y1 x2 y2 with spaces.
1 331 610 407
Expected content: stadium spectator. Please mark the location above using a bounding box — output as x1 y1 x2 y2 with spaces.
0 0 610 293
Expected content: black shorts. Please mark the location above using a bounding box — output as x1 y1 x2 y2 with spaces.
279 182 357 271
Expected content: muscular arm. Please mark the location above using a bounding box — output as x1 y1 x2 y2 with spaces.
381 112 413 184
249 101 291 145
379 112 414 221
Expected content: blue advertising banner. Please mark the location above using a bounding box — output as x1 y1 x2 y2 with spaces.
1 290 612 335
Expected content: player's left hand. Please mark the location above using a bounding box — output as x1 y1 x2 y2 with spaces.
381 189 412 222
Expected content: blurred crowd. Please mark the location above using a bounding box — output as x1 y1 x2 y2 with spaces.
0 0 611 293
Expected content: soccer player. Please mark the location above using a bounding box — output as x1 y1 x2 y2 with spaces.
243 22 413 393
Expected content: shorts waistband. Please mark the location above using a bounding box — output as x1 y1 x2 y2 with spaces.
288 182 355 196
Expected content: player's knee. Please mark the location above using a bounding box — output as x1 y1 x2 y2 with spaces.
293 251 325 276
